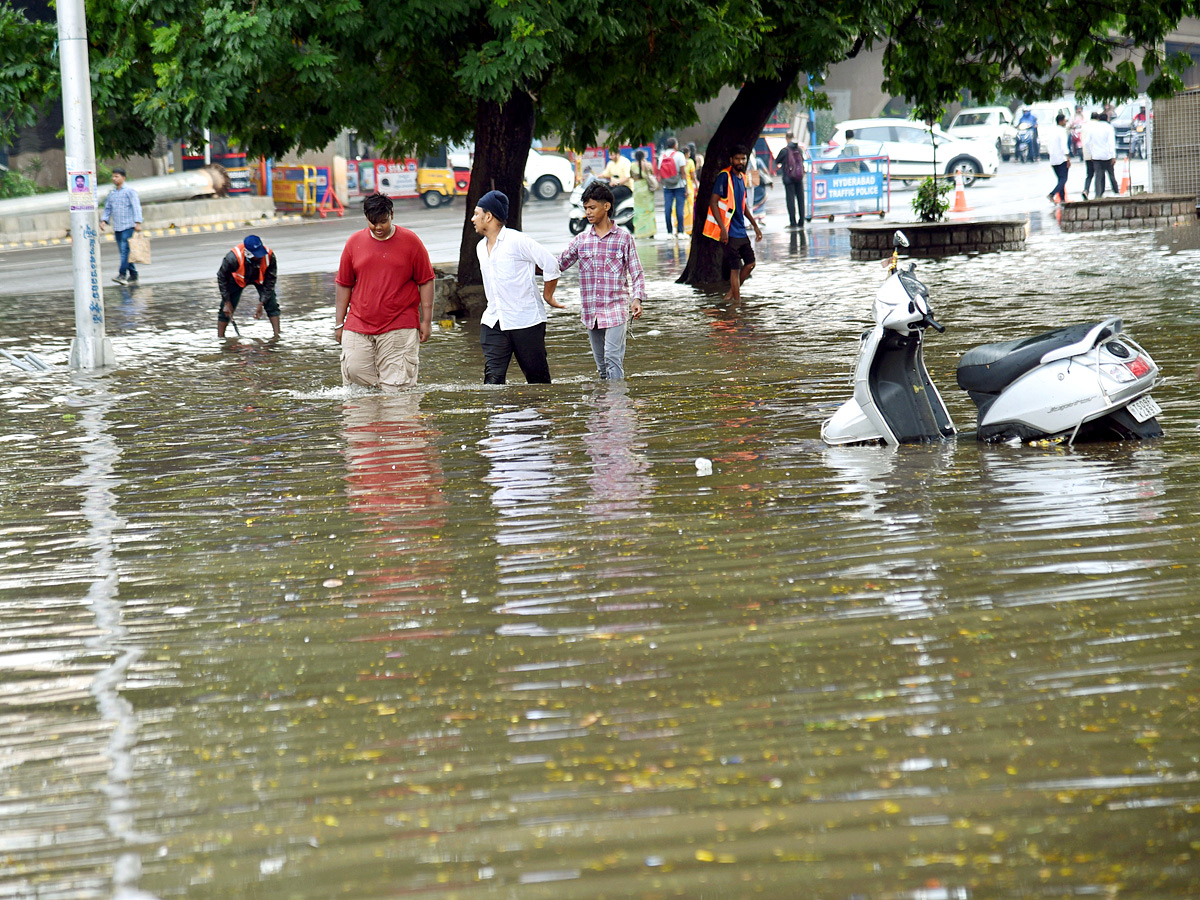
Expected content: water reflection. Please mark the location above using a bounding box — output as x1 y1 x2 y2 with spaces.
341 392 447 607
582 384 652 521
479 405 564 517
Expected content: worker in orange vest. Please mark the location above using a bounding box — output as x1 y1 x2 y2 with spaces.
703 144 763 302
217 234 280 338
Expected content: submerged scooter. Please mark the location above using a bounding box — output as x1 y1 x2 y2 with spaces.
822 232 1164 447
822 231 957 446
567 179 635 234
956 318 1162 443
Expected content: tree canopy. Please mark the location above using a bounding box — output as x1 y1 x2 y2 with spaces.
0 2 54 151
877 0 1200 123
78 0 765 158
9 1 1198 160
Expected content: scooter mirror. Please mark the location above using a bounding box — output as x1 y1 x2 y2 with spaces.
893 231 910 249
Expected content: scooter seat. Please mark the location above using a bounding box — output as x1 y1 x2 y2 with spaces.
956 322 1107 393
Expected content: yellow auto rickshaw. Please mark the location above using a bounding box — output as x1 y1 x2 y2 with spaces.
416 146 471 208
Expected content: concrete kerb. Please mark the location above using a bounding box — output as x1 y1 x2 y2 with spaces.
0 197 307 252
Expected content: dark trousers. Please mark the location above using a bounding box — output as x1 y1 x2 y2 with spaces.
663 186 686 234
1051 162 1070 201
1094 159 1116 197
782 179 805 225
481 322 551 384
1083 160 1095 194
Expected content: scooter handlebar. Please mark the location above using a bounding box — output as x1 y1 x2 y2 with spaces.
925 314 946 333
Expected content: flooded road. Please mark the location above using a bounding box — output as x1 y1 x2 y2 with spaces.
2 221 1200 899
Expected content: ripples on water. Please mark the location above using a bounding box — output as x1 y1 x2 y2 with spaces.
2 222 1199 899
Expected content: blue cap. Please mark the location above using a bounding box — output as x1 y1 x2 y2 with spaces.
243 234 267 258
477 190 509 222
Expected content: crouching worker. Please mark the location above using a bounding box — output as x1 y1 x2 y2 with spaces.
217 234 280 337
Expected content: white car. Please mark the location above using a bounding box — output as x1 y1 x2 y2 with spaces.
525 150 575 200
828 118 999 187
447 145 576 201
948 106 1017 161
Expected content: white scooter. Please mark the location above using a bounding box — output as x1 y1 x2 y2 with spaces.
567 179 636 234
822 231 957 446
957 318 1162 443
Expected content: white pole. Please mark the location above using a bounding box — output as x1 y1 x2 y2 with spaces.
204 128 212 165
58 0 114 369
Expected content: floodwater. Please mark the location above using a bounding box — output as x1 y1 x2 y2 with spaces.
3 220 1200 900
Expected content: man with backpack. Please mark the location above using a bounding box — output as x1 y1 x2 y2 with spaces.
659 137 688 237
774 131 806 229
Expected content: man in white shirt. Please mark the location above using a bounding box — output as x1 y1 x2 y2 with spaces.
1047 112 1071 204
1080 112 1096 199
1086 113 1118 198
472 190 564 384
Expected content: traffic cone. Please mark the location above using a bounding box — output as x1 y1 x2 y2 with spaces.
1119 157 1131 195
952 172 969 212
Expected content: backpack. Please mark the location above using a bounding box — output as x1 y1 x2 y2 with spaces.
785 145 805 181
658 151 679 181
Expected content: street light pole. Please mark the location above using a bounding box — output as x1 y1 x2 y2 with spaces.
58 0 114 369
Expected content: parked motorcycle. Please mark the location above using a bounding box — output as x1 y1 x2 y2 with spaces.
956 317 1162 443
1068 121 1084 159
567 179 635 234
821 231 956 447
1130 121 1147 159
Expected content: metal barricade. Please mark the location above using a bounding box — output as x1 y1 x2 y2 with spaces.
807 146 890 221
271 165 318 215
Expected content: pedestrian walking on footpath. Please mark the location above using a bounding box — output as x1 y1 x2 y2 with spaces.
217 234 280 338
1087 113 1118 198
774 131 807 228
99 167 142 285
704 145 762 302
552 181 646 381
1047 113 1071 204
659 137 688 237
334 193 435 392
472 190 564 384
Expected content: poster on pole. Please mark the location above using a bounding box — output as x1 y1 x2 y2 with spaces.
68 171 96 211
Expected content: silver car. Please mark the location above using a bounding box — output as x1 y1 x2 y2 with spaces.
829 118 1000 187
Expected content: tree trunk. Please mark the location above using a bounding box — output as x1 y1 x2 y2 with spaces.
456 91 536 287
678 65 803 286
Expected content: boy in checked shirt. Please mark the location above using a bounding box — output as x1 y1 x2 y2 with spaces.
551 181 646 380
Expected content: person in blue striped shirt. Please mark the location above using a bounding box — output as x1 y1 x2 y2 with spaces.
100 168 143 285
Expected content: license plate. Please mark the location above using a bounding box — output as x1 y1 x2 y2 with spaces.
1127 394 1161 423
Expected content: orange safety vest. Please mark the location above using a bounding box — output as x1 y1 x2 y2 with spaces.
702 166 750 241
231 244 270 287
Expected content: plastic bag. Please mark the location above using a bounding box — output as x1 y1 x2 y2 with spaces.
128 232 152 264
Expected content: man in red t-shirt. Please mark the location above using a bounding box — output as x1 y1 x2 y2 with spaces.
334 193 436 391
